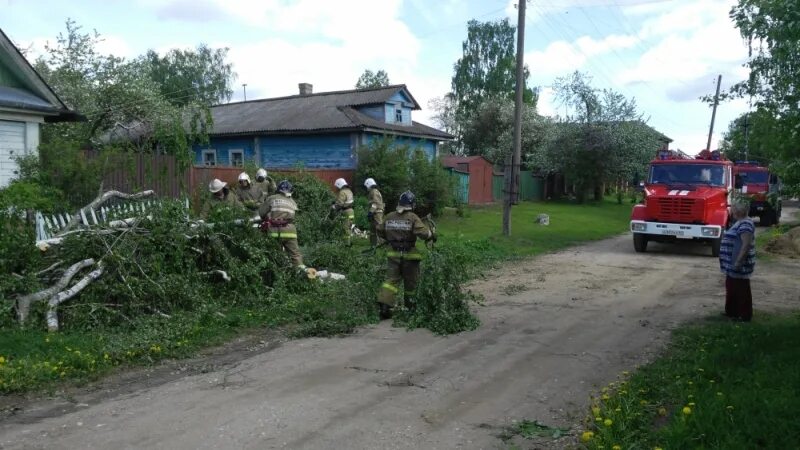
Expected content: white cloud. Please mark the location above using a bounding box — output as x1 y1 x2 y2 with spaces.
525 34 637 79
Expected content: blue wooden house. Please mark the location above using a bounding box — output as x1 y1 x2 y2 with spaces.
192 83 453 169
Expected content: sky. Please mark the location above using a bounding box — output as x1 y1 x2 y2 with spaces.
2 0 752 153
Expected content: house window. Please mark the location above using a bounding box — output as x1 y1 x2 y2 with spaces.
395 109 403 123
202 150 216 166
229 149 244 167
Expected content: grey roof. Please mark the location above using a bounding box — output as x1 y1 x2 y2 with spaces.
207 84 453 140
0 28 81 122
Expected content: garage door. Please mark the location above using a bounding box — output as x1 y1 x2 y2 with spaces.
0 120 26 188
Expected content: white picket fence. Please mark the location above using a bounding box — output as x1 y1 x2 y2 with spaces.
35 199 188 243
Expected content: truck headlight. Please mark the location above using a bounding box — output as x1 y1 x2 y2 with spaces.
701 227 719 237
631 222 647 232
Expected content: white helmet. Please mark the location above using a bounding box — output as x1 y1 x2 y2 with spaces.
208 178 227 193
364 178 377 189
238 172 251 183
255 168 267 180
334 178 348 189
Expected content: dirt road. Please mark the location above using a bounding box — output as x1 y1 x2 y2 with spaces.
2 209 798 450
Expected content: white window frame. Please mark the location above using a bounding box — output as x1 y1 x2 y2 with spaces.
229 149 244 167
202 149 217 166
395 108 403 123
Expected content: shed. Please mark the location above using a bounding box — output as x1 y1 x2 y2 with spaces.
441 155 494 204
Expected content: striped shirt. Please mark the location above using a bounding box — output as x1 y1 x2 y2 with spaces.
719 218 756 278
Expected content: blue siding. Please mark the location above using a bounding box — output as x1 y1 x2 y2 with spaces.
388 91 413 106
193 137 255 166
260 134 354 169
364 133 437 160
357 105 385 121
384 103 412 125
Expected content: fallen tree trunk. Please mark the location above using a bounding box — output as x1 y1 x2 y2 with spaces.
16 258 97 324
46 263 105 332
59 190 155 235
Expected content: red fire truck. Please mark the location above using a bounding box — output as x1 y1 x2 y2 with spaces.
630 149 733 256
733 161 782 226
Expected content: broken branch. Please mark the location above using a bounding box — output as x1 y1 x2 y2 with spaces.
46 262 105 332
16 258 97 324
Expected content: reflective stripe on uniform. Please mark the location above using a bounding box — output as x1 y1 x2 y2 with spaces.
381 282 399 293
269 232 298 239
386 251 422 260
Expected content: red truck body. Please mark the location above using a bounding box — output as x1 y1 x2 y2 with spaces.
732 162 782 225
630 149 733 256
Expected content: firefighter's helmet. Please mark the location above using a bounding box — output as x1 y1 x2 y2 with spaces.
277 180 293 194
334 178 348 189
255 168 267 181
399 190 415 207
208 179 227 193
238 172 251 184
364 178 377 189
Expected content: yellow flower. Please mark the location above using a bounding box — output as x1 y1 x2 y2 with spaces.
622 371 629 375
604 419 613 427
682 406 692 415
0 356 5 365
592 406 601 416
658 407 667 416
602 394 610 400
580 431 595 442
613 446 622 450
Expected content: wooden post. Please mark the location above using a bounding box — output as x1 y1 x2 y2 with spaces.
503 0 526 236
706 74 722 151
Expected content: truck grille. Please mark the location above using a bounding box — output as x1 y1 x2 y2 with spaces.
656 198 699 222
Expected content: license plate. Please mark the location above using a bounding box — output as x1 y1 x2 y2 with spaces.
661 229 684 236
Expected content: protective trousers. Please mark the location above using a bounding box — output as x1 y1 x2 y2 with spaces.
378 256 420 307
369 212 384 246
281 238 304 267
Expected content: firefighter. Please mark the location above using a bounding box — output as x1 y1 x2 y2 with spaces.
364 177 384 246
235 172 263 211
376 190 435 319
254 168 277 200
332 178 355 242
202 178 241 218
259 180 305 269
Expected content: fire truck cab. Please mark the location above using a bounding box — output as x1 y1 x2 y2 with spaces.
733 161 782 226
630 149 733 256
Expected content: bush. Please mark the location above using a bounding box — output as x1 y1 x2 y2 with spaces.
355 136 456 216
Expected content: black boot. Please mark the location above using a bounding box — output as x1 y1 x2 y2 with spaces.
379 303 392 320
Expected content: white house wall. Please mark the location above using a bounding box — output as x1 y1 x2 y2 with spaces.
0 113 42 188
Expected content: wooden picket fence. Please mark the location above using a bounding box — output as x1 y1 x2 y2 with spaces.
35 198 188 243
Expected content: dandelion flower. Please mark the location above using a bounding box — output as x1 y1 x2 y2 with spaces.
658 407 667 416
602 394 610 400
580 431 594 442
604 419 613 427
592 406 601 416
682 406 692 415
613 445 622 450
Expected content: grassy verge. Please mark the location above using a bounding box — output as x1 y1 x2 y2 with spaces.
0 198 631 395
579 313 800 449
438 197 632 258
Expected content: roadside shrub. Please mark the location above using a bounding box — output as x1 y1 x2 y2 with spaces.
355 136 455 216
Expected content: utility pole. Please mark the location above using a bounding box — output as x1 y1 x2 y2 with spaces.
503 0 526 236
705 74 721 151
242 83 248 101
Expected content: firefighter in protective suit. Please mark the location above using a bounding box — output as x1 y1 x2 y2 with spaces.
259 180 305 268
254 168 277 200
235 172 263 211
202 178 241 218
332 178 355 242
376 190 435 319
364 177 384 246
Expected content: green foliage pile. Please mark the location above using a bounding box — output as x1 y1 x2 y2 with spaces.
355 137 457 216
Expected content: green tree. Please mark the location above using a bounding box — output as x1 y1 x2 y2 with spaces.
462 96 548 164
720 109 780 164
724 0 800 192
533 72 660 202
449 19 536 144
355 69 391 89
139 45 236 107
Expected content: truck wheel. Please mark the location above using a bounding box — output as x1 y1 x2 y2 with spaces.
711 237 721 257
761 212 773 227
633 234 648 253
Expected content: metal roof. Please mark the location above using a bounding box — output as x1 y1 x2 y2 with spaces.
207 85 452 140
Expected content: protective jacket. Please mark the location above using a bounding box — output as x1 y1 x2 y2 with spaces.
259 193 298 239
335 187 355 219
